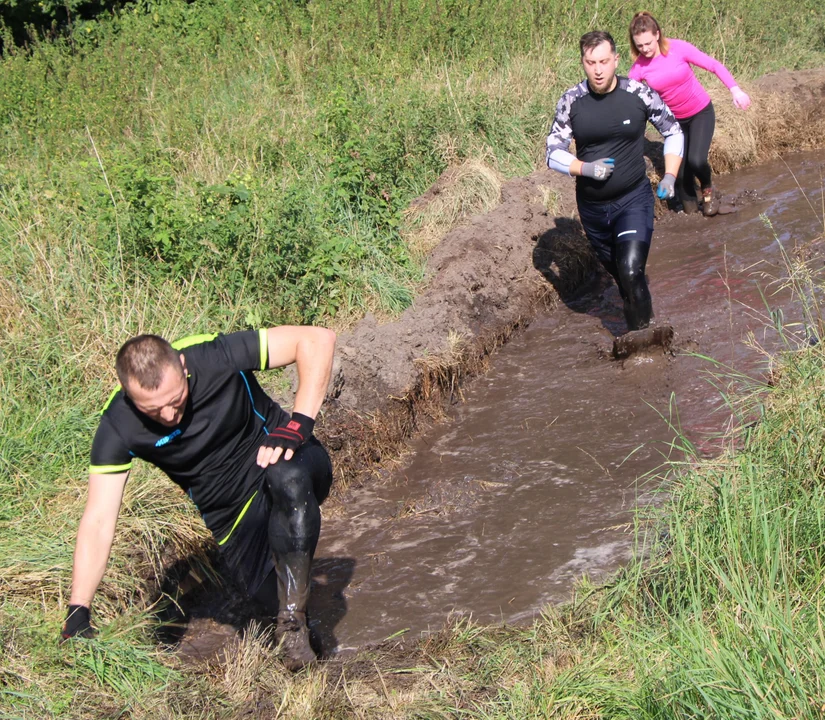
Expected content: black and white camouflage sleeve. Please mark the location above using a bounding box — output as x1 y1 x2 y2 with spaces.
546 83 586 172
628 79 684 157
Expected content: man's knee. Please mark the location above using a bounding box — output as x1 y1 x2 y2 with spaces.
265 438 330 496
267 462 312 496
265 462 321 544
617 257 643 285
615 242 649 294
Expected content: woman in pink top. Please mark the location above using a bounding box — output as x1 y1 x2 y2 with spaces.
628 12 751 216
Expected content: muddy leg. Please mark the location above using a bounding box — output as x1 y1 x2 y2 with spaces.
263 440 332 670
615 239 652 331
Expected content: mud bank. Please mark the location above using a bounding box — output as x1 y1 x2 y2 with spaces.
319 66 825 490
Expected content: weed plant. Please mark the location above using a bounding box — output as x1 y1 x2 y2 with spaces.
2 0 825 716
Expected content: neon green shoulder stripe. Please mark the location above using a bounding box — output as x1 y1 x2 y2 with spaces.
172 333 218 350
258 328 268 370
101 385 122 413
89 462 132 474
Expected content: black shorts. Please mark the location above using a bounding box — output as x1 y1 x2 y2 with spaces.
215 437 332 596
577 181 654 265
216 487 274 597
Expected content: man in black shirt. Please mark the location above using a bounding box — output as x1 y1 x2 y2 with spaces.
547 30 684 333
61 326 336 671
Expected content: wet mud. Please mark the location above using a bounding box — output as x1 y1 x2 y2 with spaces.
164 150 825 662
159 50 825 656
308 150 825 652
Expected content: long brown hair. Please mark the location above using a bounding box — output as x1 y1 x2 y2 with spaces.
629 11 670 59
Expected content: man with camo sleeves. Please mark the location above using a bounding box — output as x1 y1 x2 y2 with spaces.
547 30 683 335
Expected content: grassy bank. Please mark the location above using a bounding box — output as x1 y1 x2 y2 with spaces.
2 0 825 716
7 280 825 717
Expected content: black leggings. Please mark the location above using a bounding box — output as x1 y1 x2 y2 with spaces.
603 240 652 331
578 183 655 332
678 101 715 200
258 438 332 615
217 438 332 614
263 437 332 560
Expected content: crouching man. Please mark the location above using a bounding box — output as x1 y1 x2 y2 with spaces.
62 326 336 671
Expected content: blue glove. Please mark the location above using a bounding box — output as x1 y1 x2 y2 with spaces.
656 173 676 199
580 158 615 181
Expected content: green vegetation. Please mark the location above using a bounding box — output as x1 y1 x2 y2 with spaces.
8 296 825 717
2 0 825 716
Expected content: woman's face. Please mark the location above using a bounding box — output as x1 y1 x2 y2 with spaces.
634 30 660 59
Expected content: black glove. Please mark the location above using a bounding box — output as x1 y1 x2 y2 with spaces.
262 412 315 454
61 604 96 641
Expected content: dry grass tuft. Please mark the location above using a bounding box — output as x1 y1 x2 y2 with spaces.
215 622 277 703
403 158 503 259
709 83 825 173
537 183 564 216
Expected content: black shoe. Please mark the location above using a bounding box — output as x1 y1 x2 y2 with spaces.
680 196 700 214
275 611 317 672
702 187 721 217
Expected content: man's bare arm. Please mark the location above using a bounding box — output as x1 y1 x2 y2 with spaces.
257 326 336 467
664 152 682 178
266 325 336 419
69 471 128 608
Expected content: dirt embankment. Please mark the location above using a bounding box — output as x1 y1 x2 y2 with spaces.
315 66 825 493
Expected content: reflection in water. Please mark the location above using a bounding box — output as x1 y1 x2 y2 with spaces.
316 151 825 652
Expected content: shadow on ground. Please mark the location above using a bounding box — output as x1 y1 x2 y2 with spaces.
151 553 356 663
532 216 629 335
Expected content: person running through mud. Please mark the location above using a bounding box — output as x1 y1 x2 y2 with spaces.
628 11 751 216
546 30 684 335
61 326 336 672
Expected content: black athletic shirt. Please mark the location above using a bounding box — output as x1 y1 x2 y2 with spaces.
546 76 682 203
89 330 289 540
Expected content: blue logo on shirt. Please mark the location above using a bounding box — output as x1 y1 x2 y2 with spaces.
155 429 182 447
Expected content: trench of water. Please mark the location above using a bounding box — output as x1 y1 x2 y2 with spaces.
307 151 825 653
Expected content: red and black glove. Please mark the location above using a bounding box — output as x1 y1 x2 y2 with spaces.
262 412 315 455
61 604 97 642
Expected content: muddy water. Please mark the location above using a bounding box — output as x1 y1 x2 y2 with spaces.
307 151 825 654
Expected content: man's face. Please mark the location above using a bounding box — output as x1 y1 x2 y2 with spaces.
582 41 619 94
127 356 189 427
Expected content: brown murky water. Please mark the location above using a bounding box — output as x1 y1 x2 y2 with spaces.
307 151 825 654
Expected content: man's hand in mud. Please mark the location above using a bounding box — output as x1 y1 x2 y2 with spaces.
257 412 315 467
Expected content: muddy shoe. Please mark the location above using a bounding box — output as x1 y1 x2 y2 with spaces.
612 325 674 360
702 187 721 217
680 195 700 214
275 611 317 672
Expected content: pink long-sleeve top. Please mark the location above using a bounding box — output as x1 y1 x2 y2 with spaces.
627 38 737 119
